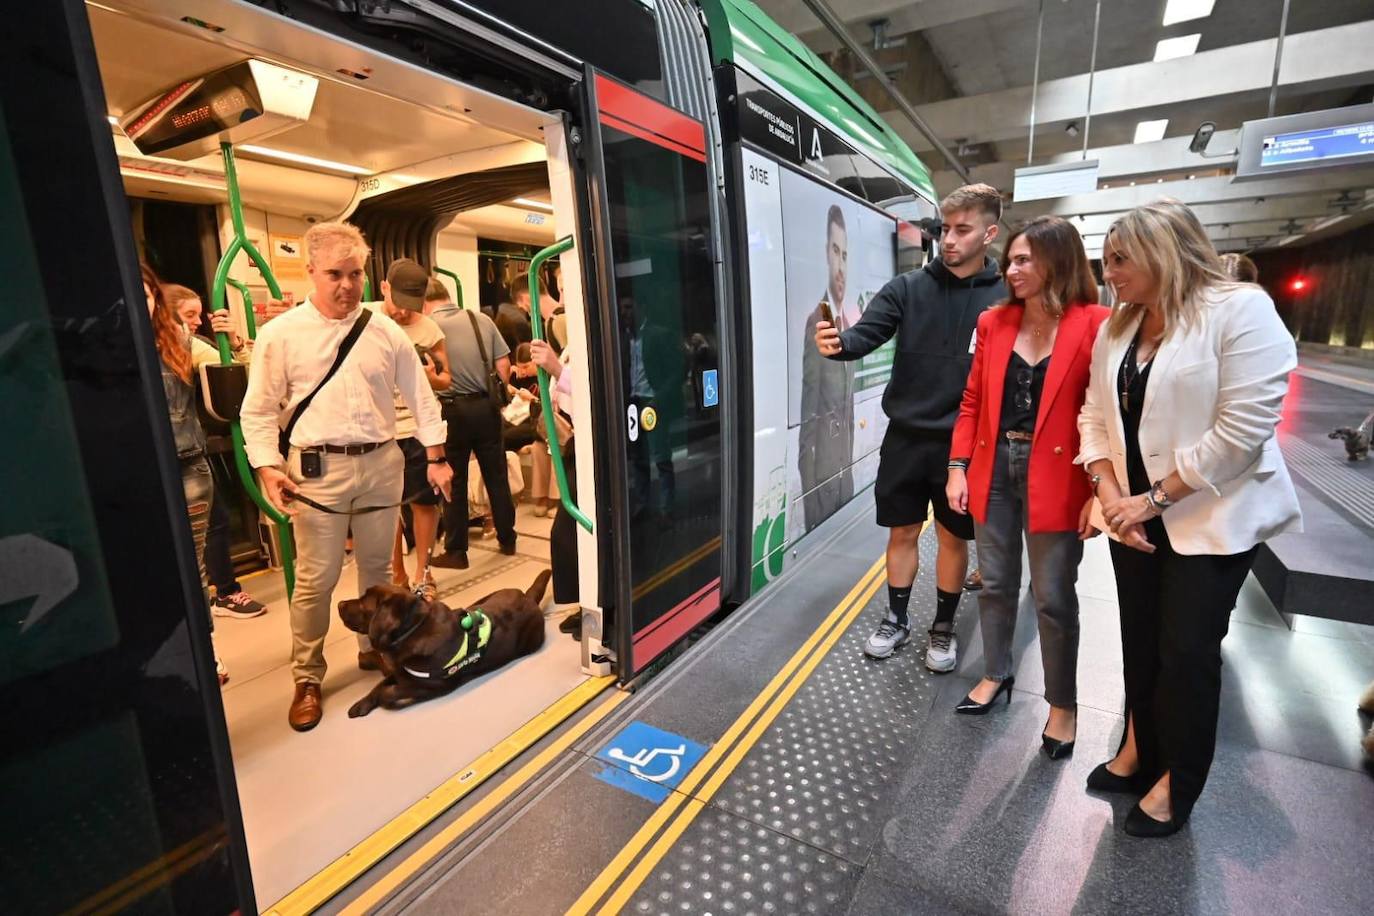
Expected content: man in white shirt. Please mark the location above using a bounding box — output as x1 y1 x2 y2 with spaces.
240 222 452 732
365 259 451 601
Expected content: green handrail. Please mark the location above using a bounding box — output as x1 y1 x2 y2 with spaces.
225 277 258 341
528 236 591 532
434 266 463 311
211 142 296 597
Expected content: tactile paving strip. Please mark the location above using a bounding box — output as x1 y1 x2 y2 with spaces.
632 533 971 914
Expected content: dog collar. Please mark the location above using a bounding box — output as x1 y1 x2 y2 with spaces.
403 608 491 680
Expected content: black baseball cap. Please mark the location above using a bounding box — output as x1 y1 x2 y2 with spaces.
386 258 429 311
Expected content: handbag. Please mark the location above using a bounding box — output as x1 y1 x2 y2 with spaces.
467 310 511 408
277 309 372 458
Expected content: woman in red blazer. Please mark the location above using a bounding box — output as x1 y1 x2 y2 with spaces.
946 216 1109 758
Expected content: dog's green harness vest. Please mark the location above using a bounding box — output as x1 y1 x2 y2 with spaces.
402 608 492 680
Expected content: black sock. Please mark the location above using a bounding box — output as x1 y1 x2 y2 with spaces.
933 588 961 628
887 584 913 627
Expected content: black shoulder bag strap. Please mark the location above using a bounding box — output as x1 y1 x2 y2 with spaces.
466 309 508 406
278 308 372 458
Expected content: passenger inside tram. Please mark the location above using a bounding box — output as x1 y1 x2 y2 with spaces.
90 2 600 903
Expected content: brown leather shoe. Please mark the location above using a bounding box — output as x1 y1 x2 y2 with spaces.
288 682 323 732
358 650 383 672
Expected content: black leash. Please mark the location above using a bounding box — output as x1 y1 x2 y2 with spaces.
283 486 441 516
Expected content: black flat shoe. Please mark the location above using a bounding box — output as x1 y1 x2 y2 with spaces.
1086 762 1141 794
1124 802 1187 838
955 676 1014 715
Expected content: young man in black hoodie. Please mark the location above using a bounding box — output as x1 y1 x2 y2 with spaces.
815 184 1006 671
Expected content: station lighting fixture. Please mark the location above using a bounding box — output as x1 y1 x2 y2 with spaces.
237 144 373 175
1133 119 1169 144
511 197 554 211
1162 0 1216 27
1154 34 1201 62
1289 276 1309 294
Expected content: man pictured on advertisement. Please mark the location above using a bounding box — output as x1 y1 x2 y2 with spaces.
799 204 857 532
814 184 1006 673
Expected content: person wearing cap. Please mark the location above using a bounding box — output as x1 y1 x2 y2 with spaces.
365 258 452 600
240 223 452 732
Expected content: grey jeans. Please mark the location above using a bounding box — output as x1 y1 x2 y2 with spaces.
973 437 1082 707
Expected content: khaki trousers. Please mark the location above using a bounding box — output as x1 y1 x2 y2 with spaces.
287 444 403 684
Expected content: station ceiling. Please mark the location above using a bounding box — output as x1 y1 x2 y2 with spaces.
753 0 1374 255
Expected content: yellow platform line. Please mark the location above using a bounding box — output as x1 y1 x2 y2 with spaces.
595 570 885 913
265 675 615 916
340 687 631 915
566 556 886 915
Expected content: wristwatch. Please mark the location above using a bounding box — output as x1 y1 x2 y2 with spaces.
1089 473 1102 494
1149 479 1174 510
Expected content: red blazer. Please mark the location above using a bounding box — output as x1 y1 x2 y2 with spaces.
951 302 1110 532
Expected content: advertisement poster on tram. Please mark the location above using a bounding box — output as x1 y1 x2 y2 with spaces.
741 148 897 591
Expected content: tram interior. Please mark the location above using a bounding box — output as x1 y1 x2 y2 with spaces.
88 2 594 904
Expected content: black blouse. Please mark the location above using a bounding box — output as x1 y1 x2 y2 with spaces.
1000 351 1050 434
1117 336 1154 496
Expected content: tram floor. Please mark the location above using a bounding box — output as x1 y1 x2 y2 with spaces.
367 495 1374 916
214 500 584 908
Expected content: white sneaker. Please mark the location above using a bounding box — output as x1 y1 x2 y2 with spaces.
863 612 911 659
925 625 958 673
215 654 229 685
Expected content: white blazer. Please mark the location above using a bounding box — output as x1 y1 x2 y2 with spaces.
1076 285 1302 555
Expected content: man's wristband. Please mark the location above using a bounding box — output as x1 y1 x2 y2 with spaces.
427 456 448 465
948 460 969 471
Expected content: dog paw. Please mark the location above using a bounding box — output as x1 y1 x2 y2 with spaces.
348 699 377 718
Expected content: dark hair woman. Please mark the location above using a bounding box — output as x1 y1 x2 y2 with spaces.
946 216 1109 758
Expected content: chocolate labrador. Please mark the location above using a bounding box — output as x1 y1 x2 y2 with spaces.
338 569 551 718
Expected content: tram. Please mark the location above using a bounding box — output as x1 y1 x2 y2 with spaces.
2 1 937 911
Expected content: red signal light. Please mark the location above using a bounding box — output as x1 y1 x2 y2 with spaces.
1290 277 1308 293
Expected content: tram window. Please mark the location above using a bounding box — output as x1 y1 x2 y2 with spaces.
460 0 664 100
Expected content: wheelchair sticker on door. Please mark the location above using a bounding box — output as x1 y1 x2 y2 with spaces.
592 721 707 802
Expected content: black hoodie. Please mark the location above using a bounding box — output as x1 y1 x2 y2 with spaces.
832 255 1006 434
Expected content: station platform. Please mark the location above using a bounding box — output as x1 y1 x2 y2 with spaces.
325 485 1374 916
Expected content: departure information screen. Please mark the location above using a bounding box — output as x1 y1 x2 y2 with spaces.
1260 120 1374 168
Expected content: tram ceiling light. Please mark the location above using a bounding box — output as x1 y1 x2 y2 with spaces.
1134 119 1169 144
511 197 554 211
1154 34 1201 62
237 144 373 175
1163 0 1216 27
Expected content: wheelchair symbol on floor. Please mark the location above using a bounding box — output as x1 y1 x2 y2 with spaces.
606 743 686 782
593 721 707 802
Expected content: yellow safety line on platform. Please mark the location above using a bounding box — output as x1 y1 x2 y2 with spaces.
341 687 631 915
567 556 886 915
265 675 615 916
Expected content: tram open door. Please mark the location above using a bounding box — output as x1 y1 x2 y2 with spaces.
574 68 729 682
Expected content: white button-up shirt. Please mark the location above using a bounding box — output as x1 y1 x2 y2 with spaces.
240 298 446 469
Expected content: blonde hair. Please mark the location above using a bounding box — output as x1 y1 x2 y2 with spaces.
1219 252 1259 283
940 183 1003 224
1104 199 1238 338
304 221 370 265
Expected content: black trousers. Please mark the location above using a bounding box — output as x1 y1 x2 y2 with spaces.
1108 518 1257 822
441 396 516 553
550 445 580 605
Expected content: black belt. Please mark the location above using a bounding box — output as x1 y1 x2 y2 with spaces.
441 392 489 402
285 487 434 516
1004 431 1033 442
301 441 392 455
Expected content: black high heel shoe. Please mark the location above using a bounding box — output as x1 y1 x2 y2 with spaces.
1086 762 1140 794
1041 708 1076 759
955 676 1014 715
1124 802 1187 838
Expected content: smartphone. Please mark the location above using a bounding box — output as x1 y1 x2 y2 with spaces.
300 450 322 479
819 300 835 326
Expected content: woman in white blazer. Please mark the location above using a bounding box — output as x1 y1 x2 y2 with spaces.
1076 200 1301 838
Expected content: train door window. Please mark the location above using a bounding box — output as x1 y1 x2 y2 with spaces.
583 72 724 677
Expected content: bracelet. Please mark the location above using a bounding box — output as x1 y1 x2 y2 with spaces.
1149 478 1174 509
427 456 448 465
1088 473 1103 494
947 460 969 470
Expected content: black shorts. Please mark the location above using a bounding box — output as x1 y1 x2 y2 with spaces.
874 425 974 539
399 437 441 506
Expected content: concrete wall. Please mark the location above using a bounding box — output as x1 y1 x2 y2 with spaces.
1254 221 1374 349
